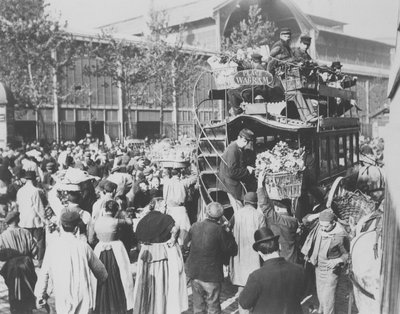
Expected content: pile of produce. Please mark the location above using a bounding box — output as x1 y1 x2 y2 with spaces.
147 139 195 162
255 141 305 177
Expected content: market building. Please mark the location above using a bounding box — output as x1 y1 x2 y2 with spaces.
10 0 393 144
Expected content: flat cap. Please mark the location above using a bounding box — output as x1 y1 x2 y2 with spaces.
300 35 312 44
280 27 292 35
251 53 262 62
239 128 255 141
60 211 81 228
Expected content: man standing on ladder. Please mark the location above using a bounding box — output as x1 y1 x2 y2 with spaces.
218 128 255 212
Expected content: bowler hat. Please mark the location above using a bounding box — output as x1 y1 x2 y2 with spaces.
331 61 342 69
60 211 81 228
300 35 312 45
244 192 258 205
252 227 279 251
280 27 292 35
238 128 255 141
4 211 20 224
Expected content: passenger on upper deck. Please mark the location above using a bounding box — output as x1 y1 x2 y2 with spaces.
329 61 358 89
293 35 313 63
267 27 293 75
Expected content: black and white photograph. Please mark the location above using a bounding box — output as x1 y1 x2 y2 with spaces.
0 0 399 313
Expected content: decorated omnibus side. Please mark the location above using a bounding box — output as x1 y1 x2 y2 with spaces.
193 56 360 220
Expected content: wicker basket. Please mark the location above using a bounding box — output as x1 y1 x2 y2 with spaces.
327 177 377 224
264 171 303 200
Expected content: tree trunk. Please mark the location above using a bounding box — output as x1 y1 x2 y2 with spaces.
171 62 178 140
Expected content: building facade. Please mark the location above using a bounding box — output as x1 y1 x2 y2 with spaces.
12 0 393 143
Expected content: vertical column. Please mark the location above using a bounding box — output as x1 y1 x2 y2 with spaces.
117 64 124 142
365 79 370 125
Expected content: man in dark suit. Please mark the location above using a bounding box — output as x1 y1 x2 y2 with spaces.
184 202 238 314
218 128 255 212
239 225 306 314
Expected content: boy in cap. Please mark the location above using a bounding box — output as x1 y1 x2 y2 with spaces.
301 209 349 314
239 226 305 314
35 211 108 314
218 128 256 212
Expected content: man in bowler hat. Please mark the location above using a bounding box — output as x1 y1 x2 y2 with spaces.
239 226 306 314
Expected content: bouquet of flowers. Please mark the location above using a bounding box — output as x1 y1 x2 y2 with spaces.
255 141 305 199
255 141 305 176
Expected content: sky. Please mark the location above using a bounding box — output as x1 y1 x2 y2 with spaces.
47 0 399 43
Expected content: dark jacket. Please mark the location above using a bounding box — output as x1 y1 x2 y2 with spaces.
239 257 305 314
267 39 293 75
258 188 299 263
292 47 312 63
184 218 237 282
218 141 250 200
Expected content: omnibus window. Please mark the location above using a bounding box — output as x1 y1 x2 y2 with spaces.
347 135 354 165
354 134 359 163
320 137 329 178
330 136 338 173
338 136 346 170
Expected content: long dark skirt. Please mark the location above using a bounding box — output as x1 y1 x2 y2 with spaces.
95 249 127 314
0 255 37 314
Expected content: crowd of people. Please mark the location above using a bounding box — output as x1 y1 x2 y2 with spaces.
0 129 385 314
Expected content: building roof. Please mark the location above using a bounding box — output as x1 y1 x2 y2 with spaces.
307 14 347 28
319 29 394 47
99 0 227 34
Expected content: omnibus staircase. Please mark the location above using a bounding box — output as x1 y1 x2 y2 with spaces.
193 71 238 219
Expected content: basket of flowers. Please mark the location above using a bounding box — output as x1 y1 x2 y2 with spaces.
255 141 305 200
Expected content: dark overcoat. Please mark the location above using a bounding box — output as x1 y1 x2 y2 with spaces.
239 257 305 314
218 141 249 200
